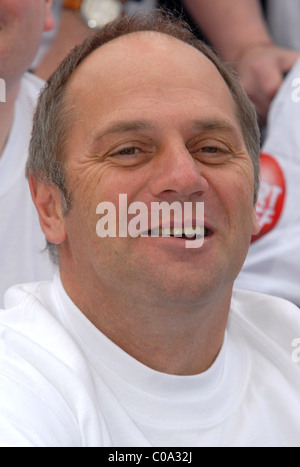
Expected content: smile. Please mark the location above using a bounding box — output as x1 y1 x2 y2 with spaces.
145 226 211 240
96 195 207 248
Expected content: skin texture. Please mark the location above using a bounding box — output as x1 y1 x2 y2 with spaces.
30 31 260 375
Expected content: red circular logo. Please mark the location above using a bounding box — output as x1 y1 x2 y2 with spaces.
252 153 286 242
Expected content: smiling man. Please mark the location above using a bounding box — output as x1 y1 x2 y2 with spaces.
0 11 300 447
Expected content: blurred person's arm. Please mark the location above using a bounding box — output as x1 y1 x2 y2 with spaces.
183 0 299 124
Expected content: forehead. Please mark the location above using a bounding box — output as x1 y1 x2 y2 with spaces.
69 31 231 98
66 31 239 135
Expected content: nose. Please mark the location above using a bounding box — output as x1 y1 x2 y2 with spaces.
147 141 209 202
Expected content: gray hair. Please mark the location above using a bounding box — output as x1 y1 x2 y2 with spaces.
26 10 261 263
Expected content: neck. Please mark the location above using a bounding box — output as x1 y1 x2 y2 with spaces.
0 81 20 157
60 267 232 376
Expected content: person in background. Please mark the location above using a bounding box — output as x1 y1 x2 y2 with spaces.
32 0 94 80
159 0 300 125
0 12 300 447
30 0 62 75
34 0 300 122
235 57 300 307
0 1 55 307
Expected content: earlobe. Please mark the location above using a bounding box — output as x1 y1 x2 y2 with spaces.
44 0 55 32
28 176 67 246
252 205 261 237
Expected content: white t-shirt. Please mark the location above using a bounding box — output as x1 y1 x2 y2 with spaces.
0 274 300 447
0 72 54 307
236 58 300 306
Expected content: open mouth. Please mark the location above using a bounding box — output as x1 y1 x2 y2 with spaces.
145 226 212 240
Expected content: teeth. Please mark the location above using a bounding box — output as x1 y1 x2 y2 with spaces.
173 227 184 237
149 228 159 237
149 226 205 239
181 226 204 238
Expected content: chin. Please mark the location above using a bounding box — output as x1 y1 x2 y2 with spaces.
148 273 227 308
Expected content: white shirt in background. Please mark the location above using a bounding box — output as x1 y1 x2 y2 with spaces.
236 58 300 306
0 72 54 307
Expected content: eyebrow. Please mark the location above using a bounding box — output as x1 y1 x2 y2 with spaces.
88 118 243 153
88 120 154 153
192 119 243 140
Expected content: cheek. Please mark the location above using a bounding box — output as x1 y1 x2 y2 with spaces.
9 2 43 29
0 4 45 67
0 0 27 14
229 162 256 203
66 169 124 245
212 169 255 228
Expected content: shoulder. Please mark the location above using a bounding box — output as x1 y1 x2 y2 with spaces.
230 288 300 357
231 288 300 320
0 281 97 446
0 282 76 445
0 281 90 377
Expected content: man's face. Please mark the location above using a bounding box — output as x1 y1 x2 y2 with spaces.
60 32 259 307
0 0 53 87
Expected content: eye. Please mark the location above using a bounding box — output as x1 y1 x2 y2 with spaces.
107 143 152 167
117 147 140 156
109 145 144 158
200 146 221 154
191 142 233 165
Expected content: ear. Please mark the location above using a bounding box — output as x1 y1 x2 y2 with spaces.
28 176 67 246
251 204 261 237
44 0 55 32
